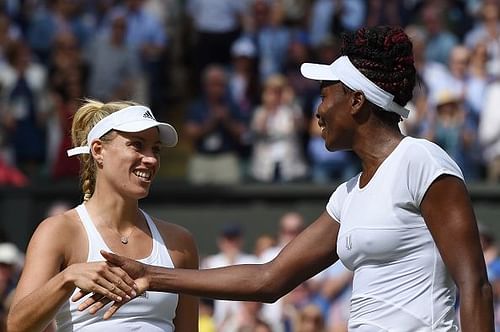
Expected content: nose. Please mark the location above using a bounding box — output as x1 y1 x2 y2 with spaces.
142 150 159 166
315 112 320 119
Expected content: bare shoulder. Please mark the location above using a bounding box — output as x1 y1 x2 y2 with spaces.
152 217 199 269
28 208 87 264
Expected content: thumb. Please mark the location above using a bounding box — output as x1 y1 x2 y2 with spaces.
100 250 123 265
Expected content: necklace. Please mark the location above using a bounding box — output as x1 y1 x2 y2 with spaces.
110 226 135 245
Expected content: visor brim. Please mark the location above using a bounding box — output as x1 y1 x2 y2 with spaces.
300 63 339 81
115 120 178 147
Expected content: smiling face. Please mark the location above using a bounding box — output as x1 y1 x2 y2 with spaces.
316 81 356 151
96 127 162 200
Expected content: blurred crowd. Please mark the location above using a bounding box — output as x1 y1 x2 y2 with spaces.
0 0 499 186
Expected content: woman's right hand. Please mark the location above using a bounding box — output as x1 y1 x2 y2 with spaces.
74 251 149 319
64 261 138 303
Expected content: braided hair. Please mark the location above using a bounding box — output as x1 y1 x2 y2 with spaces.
340 26 416 123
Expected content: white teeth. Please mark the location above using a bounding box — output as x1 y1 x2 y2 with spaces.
134 170 151 180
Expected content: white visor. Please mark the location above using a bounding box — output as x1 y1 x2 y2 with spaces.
67 105 178 157
300 56 410 118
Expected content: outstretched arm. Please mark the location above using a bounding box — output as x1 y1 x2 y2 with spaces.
82 211 340 317
421 175 494 332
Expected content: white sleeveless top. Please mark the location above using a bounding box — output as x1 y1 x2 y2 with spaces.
55 204 178 331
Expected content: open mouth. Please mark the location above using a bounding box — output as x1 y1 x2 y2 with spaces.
133 170 152 181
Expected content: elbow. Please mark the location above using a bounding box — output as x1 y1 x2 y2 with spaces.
253 264 288 303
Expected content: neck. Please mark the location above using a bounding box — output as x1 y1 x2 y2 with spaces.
352 122 404 174
85 187 140 231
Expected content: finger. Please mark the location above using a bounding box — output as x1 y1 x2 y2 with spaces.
88 297 112 315
78 293 103 311
72 289 90 302
108 267 136 297
100 250 123 265
111 267 137 297
92 282 123 302
96 273 129 300
103 302 124 320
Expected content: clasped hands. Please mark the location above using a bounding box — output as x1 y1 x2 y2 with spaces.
72 250 149 319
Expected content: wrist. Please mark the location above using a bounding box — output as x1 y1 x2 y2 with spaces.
60 266 77 291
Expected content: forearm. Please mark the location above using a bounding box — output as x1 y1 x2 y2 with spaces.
7 271 75 332
458 280 494 332
147 263 285 303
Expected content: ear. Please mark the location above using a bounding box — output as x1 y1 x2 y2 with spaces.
350 91 367 116
90 139 104 165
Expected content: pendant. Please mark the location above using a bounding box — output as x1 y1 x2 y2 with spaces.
121 237 129 244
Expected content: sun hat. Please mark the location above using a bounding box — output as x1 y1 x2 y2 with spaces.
300 56 410 118
67 105 178 156
0 243 22 265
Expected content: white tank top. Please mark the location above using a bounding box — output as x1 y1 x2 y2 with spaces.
55 204 178 331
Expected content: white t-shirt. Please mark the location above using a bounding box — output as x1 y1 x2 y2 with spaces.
326 137 463 332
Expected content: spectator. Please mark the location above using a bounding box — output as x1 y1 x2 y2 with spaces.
202 223 259 329
228 36 259 121
253 233 276 259
479 78 500 182
85 11 139 103
464 1 500 77
227 36 259 174
0 243 24 332
365 0 404 28
27 0 94 64
260 211 305 332
186 0 249 85
294 303 326 332
199 298 216 332
0 157 28 187
308 0 365 48
0 39 49 178
478 223 500 331
106 0 169 111
0 12 21 66
184 64 246 185
47 32 86 180
420 3 459 65
253 0 291 82
218 301 271 332
249 74 308 183
424 90 477 179
309 261 351 332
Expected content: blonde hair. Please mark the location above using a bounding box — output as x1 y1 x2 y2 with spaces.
70 98 138 201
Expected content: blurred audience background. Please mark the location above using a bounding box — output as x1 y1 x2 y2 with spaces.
1 0 500 331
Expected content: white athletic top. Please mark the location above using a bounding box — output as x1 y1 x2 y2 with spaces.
55 204 178 331
326 137 463 332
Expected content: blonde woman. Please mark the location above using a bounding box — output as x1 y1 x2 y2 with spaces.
7 100 199 331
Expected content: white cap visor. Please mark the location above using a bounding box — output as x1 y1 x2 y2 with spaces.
115 120 178 147
67 105 178 157
300 63 341 82
300 56 410 118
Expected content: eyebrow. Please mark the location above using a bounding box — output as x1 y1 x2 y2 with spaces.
127 134 162 145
